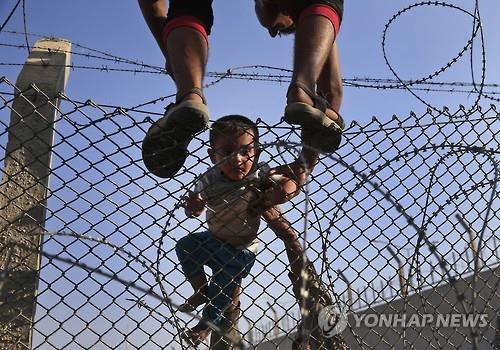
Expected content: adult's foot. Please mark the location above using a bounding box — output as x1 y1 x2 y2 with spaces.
287 84 342 126
284 82 344 153
142 87 209 178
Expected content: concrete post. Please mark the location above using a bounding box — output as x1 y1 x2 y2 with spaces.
0 38 71 349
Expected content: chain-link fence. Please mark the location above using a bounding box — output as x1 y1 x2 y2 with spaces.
1 49 499 349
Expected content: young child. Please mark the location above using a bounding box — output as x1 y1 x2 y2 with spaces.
175 114 318 345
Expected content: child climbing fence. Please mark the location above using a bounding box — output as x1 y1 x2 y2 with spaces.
0 47 499 349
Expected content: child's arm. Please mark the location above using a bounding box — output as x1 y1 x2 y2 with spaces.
184 171 211 217
263 148 320 205
261 206 305 280
183 191 207 217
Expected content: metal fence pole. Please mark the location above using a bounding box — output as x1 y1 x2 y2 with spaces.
0 38 71 349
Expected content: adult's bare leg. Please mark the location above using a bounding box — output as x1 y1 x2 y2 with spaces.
138 0 207 104
287 15 337 122
139 1 210 177
166 27 208 104
317 42 343 115
138 0 169 58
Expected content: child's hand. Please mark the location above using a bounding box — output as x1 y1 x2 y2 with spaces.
183 192 205 217
248 183 274 216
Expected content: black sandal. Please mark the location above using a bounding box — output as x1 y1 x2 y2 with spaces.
142 88 209 178
284 81 344 153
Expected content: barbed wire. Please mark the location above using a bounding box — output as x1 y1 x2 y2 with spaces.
0 1 22 34
313 141 498 349
1 0 499 107
1 1 499 349
381 1 487 115
1 30 167 73
3 51 500 98
21 0 29 55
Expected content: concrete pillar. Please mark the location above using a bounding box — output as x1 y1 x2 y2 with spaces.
0 38 71 349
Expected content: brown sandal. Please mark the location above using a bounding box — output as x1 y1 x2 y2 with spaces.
142 88 209 178
284 81 344 153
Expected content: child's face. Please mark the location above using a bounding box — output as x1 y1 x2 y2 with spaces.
210 131 258 181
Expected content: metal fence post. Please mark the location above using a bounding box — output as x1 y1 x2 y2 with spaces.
0 38 71 349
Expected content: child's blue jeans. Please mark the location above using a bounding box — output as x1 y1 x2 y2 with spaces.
175 231 256 326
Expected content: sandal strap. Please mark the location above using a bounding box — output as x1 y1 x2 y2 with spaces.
334 111 345 130
289 81 346 130
317 90 345 130
176 87 207 105
288 81 329 113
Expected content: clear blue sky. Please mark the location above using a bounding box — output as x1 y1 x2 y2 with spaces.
1 1 499 349
3 1 500 121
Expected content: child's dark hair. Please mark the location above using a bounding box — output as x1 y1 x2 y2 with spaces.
209 115 259 146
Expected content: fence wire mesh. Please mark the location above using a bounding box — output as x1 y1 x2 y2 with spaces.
0 73 498 350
